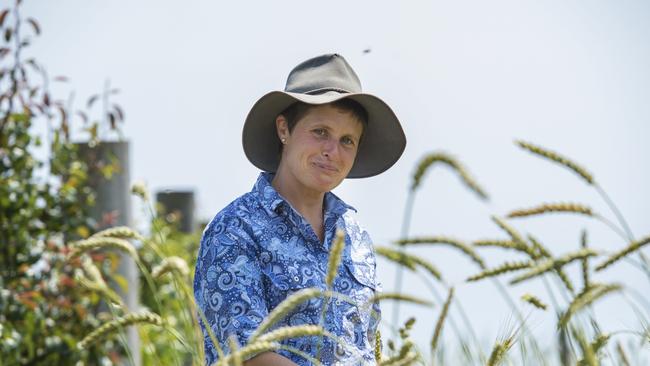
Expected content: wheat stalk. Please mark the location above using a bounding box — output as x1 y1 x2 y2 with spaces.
520 294 547 310
131 181 150 201
397 236 485 268
368 293 432 307
573 328 597 366
255 325 324 343
400 317 416 339
486 336 515 366
376 246 442 281
248 288 322 342
515 140 594 184
491 216 536 258
526 234 552 259
554 267 576 293
376 246 417 270
466 261 533 282
375 330 383 363
527 234 574 292
473 239 521 251
595 234 650 271
616 342 631 366
580 230 591 293
380 337 416 365
91 225 145 241
68 237 138 260
558 283 622 328
216 341 282 366
75 259 124 306
77 310 163 349
507 202 593 218
228 336 242 366
410 152 488 199
510 248 598 285
152 256 190 279
590 333 610 354
431 287 454 355
326 229 345 288
380 350 419 366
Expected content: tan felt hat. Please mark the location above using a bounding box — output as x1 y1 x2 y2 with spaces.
242 53 406 178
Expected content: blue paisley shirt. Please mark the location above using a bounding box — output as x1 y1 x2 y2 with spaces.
193 172 381 365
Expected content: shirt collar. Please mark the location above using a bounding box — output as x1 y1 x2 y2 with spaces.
252 172 356 218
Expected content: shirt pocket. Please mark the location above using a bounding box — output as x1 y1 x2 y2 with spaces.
343 259 377 292
340 260 380 358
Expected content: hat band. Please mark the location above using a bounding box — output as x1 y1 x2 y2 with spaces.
302 87 352 95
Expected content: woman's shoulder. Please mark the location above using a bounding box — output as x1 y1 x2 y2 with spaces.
202 192 258 235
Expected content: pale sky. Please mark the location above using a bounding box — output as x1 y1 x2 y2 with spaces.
24 0 650 363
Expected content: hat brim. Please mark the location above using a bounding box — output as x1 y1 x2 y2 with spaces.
242 90 406 178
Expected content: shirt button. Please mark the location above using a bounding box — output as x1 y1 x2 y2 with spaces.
350 313 361 324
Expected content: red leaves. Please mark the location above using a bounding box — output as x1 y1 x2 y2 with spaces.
0 9 9 28
112 104 124 121
26 17 39 35
87 94 99 108
4 27 12 42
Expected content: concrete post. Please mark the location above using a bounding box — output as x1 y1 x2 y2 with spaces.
155 190 195 233
77 140 140 366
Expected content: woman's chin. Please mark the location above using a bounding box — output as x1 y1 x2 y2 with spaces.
308 173 341 192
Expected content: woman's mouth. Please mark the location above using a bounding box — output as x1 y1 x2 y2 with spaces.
312 161 338 173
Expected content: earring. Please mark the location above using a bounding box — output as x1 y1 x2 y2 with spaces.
281 138 286 144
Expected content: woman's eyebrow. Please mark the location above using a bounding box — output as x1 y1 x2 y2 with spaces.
313 123 358 134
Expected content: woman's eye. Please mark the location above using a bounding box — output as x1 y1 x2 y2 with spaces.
342 137 355 146
313 128 326 136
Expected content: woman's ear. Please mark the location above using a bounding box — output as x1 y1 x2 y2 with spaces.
275 114 289 143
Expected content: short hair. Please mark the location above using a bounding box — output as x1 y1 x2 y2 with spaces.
280 99 368 133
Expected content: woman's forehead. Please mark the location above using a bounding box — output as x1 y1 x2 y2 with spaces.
298 105 364 132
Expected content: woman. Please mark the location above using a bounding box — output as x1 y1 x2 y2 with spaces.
194 54 406 365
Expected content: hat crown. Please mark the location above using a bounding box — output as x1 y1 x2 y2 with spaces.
284 54 362 95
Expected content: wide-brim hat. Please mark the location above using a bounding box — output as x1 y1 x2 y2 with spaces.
242 53 406 178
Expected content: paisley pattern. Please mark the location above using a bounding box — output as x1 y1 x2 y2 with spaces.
194 172 381 365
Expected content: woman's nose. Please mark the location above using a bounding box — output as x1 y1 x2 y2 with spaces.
322 138 338 158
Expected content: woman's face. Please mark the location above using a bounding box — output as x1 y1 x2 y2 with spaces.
275 104 364 195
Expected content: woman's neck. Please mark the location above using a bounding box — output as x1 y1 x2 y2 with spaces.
271 171 326 242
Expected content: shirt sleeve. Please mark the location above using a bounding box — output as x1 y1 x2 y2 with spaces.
193 216 269 365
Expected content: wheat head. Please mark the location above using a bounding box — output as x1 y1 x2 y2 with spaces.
248 288 322 342
520 293 547 310
91 226 145 241
152 256 190 279
68 237 138 260
326 229 345 288
431 287 454 354
515 140 594 184
255 325 324 344
558 283 622 328
466 261 533 282
510 248 597 285
77 310 162 349
507 202 593 218
397 236 485 269
376 246 442 281
595 234 650 271
410 152 488 200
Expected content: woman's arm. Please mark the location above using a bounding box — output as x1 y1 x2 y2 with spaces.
244 352 298 366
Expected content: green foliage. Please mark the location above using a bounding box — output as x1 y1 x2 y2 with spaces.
0 3 124 364
137 206 203 365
